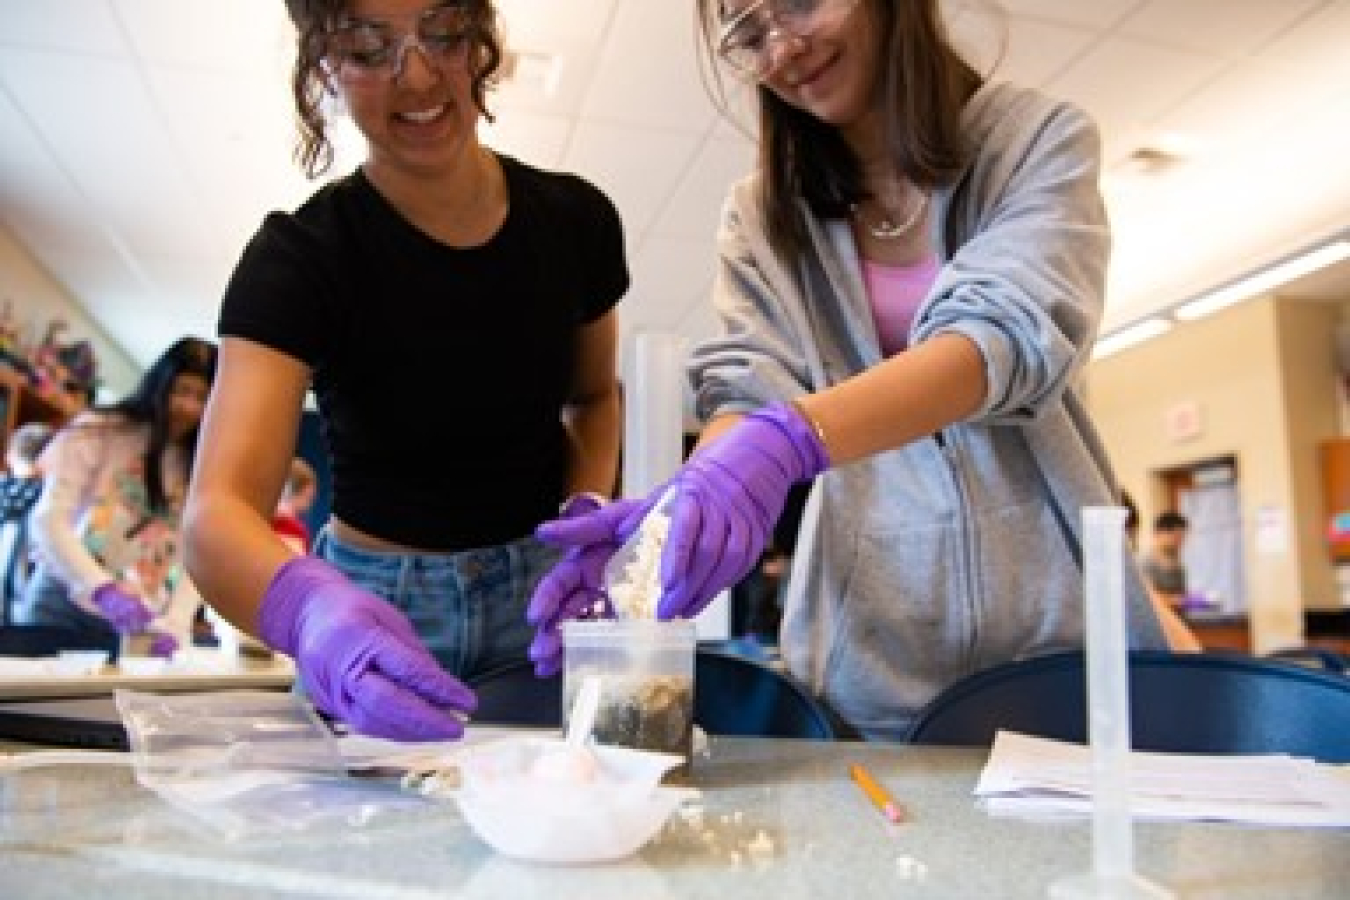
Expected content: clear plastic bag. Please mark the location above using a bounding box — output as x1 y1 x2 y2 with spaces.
115 689 415 837
603 486 678 619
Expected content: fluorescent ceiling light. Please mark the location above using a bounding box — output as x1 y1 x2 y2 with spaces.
1093 317 1173 360
1174 240 1350 322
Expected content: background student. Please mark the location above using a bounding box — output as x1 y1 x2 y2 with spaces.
15 337 216 657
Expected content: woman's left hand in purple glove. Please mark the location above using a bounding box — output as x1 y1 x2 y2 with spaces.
526 496 645 677
656 402 828 620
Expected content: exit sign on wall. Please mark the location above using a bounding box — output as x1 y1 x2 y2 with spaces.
1165 400 1204 443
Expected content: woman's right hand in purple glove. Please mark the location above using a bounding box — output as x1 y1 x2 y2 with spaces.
526 497 645 677
91 583 154 634
656 402 827 620
258 556 476 741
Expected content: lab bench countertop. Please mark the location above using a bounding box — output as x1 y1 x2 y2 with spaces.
0 647 294 699
2 737 1348 899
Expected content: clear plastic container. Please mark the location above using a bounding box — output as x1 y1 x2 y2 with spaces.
561 619 696 776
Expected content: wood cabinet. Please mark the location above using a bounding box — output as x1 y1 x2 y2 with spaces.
1323 438 1350 563
1185 616 1251 653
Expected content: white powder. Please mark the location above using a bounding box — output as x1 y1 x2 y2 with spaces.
607 508 671 619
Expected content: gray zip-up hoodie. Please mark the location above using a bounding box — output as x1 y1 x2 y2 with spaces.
688 81 1167 739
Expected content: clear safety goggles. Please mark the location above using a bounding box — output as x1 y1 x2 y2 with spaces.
716 0 861 80
325 1 477 85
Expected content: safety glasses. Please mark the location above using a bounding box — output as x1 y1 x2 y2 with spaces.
716 0 860 80
325 2 478 85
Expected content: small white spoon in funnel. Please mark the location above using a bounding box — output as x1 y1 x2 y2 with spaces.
566 674 602 748
531 675 603 782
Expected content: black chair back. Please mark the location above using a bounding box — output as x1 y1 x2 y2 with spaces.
468 646 835 740
0 624 119 659
469 660 563 729
905 650 1350 762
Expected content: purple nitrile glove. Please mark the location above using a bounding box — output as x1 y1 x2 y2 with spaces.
526 496 646 677
656 402 828 620
258 556 477 741
147 630 179 659
91 582 154 635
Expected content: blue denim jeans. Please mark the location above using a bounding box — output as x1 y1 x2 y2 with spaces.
14 570 121 647
313 528 557 683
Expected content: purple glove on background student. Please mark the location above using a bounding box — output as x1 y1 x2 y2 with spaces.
527 495 645 677
147 630 179 658
655 402 828 620
91 582 154 634
258 556 476 741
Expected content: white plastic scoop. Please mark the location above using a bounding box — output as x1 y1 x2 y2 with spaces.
566 674 602 749
530 674 603 782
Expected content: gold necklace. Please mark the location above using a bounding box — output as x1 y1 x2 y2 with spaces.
853 184 928 241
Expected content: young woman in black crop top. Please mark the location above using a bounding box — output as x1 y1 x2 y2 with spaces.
183 0 627 741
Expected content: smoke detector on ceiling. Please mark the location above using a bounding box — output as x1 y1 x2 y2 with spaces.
499 49 563 96
1112 146 1188 178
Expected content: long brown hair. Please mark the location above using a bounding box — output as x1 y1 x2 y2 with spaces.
696 0 982 259
282 0 504 178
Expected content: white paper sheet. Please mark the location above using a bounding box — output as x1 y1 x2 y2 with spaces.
975 730 1350 827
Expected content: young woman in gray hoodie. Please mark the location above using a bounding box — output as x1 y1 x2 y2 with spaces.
529 0 1169 739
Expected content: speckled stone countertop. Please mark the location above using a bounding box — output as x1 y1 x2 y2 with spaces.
2 736 1347 898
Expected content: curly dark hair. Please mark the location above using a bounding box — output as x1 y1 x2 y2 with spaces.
282 0 504 178
695 0 981 260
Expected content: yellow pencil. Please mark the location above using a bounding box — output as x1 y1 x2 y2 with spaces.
849 763 906 823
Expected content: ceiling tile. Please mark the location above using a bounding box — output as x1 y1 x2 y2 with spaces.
563 122 704 238
1045 35 1225 135
0 0 123 54
650 137 754 240
144 63 305 256
627 235 715 329
114 0 291 75
1151 60 1332 155
493 1 615 120
1107 95 1350 326
492 35 602 119
992 0 1142 30
480 111 575 170
0 81 100 253
674 284 722 348
1117 0 1325 58
579 0 717 130
1259 0 1350 84
495 0 618 45
0 49 210 255
620 234 717 377
991 15 1098 87
2 0 1350 374
706 80 760 142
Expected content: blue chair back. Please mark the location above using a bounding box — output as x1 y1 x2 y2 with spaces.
693 646 834 739
468 646 834 740
1265 645 1348 675
905 650 1350 762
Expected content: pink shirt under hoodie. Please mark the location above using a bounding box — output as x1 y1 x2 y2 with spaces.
861 253 941 356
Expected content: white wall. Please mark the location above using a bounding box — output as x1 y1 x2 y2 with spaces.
0 223 138 397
